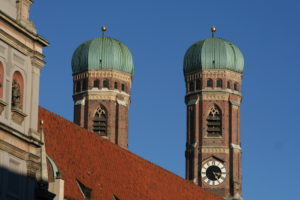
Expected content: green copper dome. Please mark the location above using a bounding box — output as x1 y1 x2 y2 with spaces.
72 37 134 75
183 37 244 74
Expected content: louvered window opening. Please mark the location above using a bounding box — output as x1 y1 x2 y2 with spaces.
93 108 107 136
207 106 222 137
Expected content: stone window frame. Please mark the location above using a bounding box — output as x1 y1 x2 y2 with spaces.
92 106 108 137
234 82 239 91
227 81 231 89
206 105 222 137
103 79 109 89
114 82 118 90
206 79 213 88
216 79 223 88
121 83 126 92
93 79 99 88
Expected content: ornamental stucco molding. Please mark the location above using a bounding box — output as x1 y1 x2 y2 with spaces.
231 143 242 150
0 28 45 61
202 92 229 101
201 147 229 154
73 70 131 82
185 70 242 82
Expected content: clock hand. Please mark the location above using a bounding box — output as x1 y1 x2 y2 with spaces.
213 171 221 179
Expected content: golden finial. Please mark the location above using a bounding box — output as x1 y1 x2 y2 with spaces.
101 26 107 32
211 26 216 37
101 26 107 37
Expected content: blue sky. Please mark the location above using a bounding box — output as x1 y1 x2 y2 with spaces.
31 0 300 199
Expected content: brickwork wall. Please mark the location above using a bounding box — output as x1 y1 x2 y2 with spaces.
73 70 131 149
185 70 242 198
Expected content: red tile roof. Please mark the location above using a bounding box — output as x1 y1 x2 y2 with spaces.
39 107 221 200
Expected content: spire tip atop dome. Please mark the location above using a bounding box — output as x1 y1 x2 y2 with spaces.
101 26 107 32
211 26 216 37
101 26 107 37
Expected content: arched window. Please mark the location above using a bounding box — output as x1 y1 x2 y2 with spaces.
216 79 223 88
207 105 222 137
114 82 118 89
103 80 109 88
0 61 4 98
93 107 107 136
11 71 24 110
189 81 194 92
196 79 202 90
93 80 99 88
207 79 213 88
227 81 231 89
234 82 239 91
121 84 126 92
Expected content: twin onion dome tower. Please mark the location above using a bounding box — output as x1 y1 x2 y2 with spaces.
71 26 244 200
71 26 133 149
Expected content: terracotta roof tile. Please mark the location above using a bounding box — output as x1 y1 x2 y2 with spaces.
39 106 221 200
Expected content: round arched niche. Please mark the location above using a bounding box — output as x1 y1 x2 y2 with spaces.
11 71 26 124
0 61 4 98
0 61 7 115
12 71 24 109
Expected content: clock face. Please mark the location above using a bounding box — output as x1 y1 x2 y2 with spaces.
201 160 226 186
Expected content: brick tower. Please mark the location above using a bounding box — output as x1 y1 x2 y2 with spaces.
183 27 244 199
71 27 134 149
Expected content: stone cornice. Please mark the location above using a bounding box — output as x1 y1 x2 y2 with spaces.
86 93 130 105
0 10 49 47
186 90 242 99
0 28 46 66
0 122 42 147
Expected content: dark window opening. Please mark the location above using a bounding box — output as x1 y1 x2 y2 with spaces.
82 79 87 91
234 82 239 91
114 82 118 89
216 79 222 88
103 80 109 88
227 81 231 89
76 81 81 92
207 106 222 137
121 84 125 92
93 107 107 136
93 80 99 88
207 79 213 88
196 79 202 90
76 179 92 200
189 81 194 92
